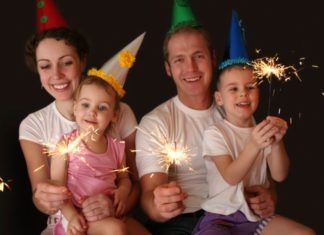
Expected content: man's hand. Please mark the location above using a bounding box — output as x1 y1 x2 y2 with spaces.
245 185 276 218
153 181 187 220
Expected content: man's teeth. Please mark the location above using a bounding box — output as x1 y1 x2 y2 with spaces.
184 76 200 82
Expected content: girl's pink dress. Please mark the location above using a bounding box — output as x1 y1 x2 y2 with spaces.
54 129 125 234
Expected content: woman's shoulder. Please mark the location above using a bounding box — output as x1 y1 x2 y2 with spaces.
20 102 55 126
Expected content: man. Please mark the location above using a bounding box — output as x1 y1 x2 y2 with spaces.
136 1 276 234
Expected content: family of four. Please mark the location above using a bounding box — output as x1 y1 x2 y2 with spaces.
19 0 315 234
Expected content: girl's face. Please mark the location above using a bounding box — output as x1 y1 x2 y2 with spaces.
36 38 85 101
73 84 117 135
215 67 259 127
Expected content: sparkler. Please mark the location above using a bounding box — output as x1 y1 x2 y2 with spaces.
249 55 301 115
0 177 12 192
133 127 193 178
43 127 97 158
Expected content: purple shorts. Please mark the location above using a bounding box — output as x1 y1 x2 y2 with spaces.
192 210 273 235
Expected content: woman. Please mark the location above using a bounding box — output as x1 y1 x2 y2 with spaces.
19 27 143 234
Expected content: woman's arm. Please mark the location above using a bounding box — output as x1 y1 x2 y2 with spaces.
20 139 70 214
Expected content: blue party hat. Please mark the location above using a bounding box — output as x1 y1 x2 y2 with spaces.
218 10 249 70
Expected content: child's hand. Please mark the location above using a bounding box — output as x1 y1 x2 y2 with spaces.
266 116 288 144
112 188 128 218
67 213 87 235
252 119 277 149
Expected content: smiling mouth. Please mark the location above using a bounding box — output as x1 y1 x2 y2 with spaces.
53 83 69 90
183 75 201 82
236 102 251 107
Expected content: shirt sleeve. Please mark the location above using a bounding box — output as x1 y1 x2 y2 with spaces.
202 125 230 160
135 114 168 178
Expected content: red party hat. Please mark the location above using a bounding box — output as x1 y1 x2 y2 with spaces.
36 0 67 32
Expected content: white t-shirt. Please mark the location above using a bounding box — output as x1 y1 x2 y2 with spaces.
136 96 223 213
202 119 270 221
19 101 137 151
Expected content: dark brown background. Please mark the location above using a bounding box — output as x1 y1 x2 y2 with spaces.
0 0 322 234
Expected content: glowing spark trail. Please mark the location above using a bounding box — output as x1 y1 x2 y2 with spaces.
0 177 12 192
249 56 301 115
249 56 301 84
133 127 193 174
110 166 130 174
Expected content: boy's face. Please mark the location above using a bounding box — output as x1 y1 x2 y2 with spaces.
215 66 259 127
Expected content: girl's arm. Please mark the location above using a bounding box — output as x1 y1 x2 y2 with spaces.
113 156 132 217
50 148 83 223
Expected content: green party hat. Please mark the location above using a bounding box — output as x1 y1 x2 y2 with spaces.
168 0 202 33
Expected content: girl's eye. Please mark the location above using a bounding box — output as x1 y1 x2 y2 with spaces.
81 103 89 108
98 105 109 111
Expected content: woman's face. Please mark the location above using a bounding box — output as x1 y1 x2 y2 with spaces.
36 38 85 101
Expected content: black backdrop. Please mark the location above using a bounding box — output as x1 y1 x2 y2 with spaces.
0 0 323 234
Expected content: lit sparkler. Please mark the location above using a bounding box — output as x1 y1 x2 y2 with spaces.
133 127 193 175
0 177 12 192
43 127 97 158
249 55 301 115
34 126 99 173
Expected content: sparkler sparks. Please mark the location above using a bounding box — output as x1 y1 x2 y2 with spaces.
249 55 302 115
249 56 301 84
133 127 193 173
43 127 96 158
0 177 12 192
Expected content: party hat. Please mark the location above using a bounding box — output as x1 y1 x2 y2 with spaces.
218 10 249 70
36 0 67 32
87 32 146 98
168 0 202 33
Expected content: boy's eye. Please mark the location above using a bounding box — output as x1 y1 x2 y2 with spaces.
229 87 238 92
247 84 256 90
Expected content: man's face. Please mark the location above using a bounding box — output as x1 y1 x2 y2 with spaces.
165 31 214 104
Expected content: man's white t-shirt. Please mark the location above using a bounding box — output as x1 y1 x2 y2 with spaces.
136 96 223 213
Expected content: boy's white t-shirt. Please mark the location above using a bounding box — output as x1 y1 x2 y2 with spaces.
202 119 270 221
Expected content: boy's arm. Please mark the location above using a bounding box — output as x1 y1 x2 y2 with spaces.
211 119 277 185
267 140 289 182
266 116 290 182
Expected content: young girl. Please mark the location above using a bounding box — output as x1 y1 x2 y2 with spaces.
192 64 315 235
51 75 135 235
